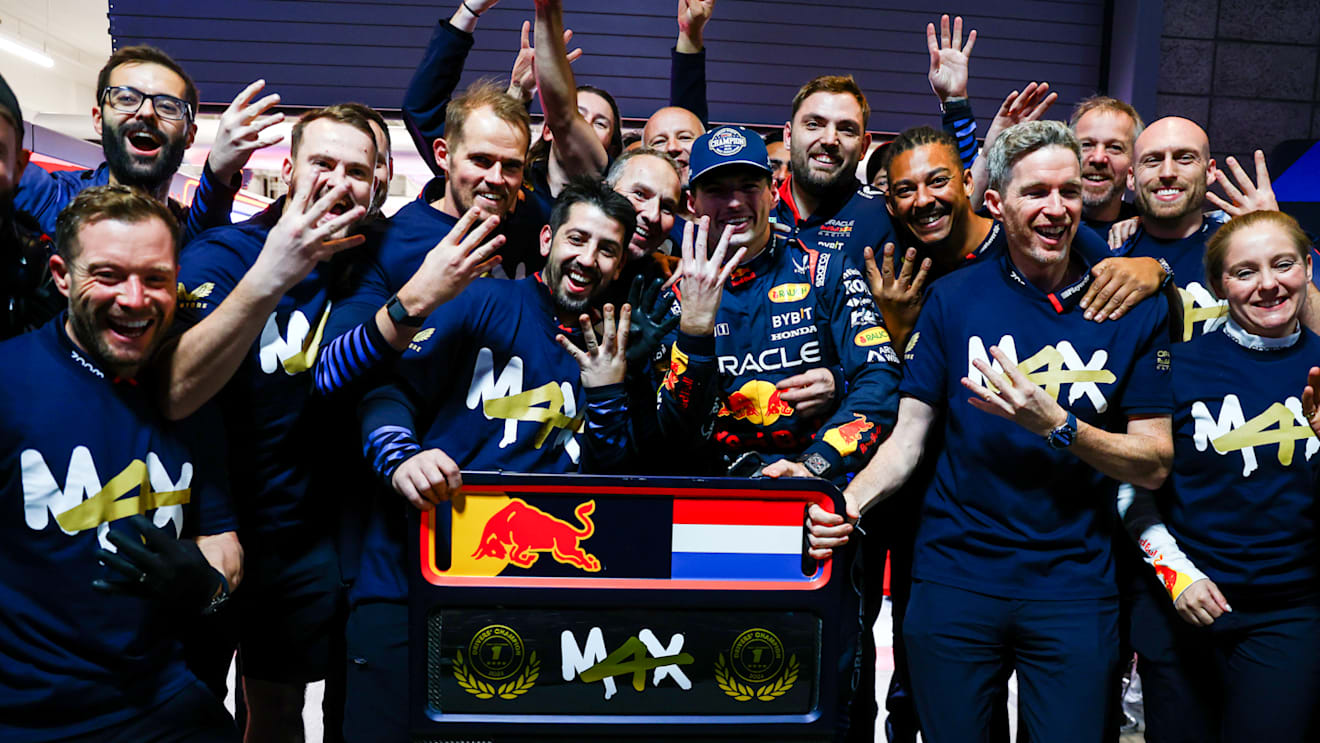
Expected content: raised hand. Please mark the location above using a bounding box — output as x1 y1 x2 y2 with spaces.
206 80 284 182
397 207 504 316
508 19 582 103
962 345 1068 436
677 216 744 335
927 14 976 102
866 243 930 350
247 170 367 298
1302 367 1320 437
677 0 717 52
624 275 680 365
558 303 632 388
1206 149 1277 217
1173 577 1232 626
983 82 1058 148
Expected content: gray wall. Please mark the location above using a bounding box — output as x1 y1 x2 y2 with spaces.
1158 0 1320 165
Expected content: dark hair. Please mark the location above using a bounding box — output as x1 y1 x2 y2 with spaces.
1205 210 1312 297
97 45 199 113
763 129 784 147
549 176 637 250
529 84 623 165
883 126 961 182
446 78 531 153
290 104 378 162
866 140 893 185
791 75 870 130
56 184 180 262
621 130 642 149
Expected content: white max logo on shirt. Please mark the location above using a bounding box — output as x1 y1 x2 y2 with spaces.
21 447 190 550
466 347 582 463
1192 394 1318 476
561 627 693 700
1177 283 1228 342
967 335 1117 412
258 304 330 375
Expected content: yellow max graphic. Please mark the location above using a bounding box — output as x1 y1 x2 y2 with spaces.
483 381 586 449
767 283 810 303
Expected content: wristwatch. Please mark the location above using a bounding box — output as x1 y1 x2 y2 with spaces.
1046 411 1077 450
202 572 230 616
386 293 426 327
1156 258 1175 291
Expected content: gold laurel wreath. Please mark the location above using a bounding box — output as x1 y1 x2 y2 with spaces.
715 653 800 701
453 650 539 700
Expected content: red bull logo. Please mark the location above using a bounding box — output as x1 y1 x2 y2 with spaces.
716 380 795 425
472 498 602 572
822 413 876 457
663 346 690 392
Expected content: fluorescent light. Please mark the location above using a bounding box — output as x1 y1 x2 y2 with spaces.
0 35 55 69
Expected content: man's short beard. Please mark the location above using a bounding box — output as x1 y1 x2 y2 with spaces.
790 148 855 197
1082 180 1125 213
102 120 187 192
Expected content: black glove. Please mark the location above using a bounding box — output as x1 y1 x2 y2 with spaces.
625 275 680 366
93 514 225 615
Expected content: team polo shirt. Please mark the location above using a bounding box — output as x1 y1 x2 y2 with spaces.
354 275 620 605
1162 322 1320 604
0 319 234 741
176 199 355 543
1124 220 1226 342
773 177 896 267
900 249 1173 600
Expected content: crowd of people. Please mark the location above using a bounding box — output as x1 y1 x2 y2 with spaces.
1 1 1317 742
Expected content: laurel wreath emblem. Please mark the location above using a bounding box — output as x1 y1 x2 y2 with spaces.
715 653 799 701
454 649 539 699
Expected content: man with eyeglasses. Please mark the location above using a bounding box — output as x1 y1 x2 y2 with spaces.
16 45 284 246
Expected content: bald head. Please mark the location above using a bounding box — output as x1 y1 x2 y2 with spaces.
643 106 705 184
1130 116 1216 227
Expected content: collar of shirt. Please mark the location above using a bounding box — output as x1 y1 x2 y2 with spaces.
1222 315 1301 351
775 174 863 228
999 247 1095 314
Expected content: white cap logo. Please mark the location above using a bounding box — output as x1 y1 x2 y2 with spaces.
709 127 747 157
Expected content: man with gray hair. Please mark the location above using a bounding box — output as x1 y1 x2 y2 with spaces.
1070 95 1143 234
809 120 1175 742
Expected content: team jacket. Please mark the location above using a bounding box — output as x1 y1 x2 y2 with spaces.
901 248 1172 600
0 208 61 340
15 160 238 247
0 319 234 741
655 235 901 481
354 274 631 605
176 199 365 544
772 176 896 268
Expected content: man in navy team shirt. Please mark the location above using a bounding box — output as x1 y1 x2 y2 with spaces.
809 121 1175 742
167 105 378 740
347 178 637 742
0 185 241 742
15 45 284 246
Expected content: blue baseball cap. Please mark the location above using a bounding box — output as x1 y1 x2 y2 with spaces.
688 126 772 186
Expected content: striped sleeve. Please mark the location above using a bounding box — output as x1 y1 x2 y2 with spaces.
941 98 979 170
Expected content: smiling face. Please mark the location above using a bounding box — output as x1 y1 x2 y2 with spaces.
1075 108 1136 214
886 142 973 245
612 154 681 260
985 145 1083 273
282 117 376 239
690 166 774 257
52 216 176 378
1131 117 1214 223
1217 222 1312 337
785 91 871 197
579 90 616 155
766 140 789 195
94 62 195 191
440 106 528 220
540 201 626 315
643 107 704 184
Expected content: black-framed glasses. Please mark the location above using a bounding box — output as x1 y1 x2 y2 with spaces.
100 86 193 121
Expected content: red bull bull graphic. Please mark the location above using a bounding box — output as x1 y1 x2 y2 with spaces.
472 498 602 572
716 380 795 425
822 413 876 457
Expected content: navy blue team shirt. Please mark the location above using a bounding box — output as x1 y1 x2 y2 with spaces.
900 248 1173 600
1162 323 1320 604
354 275 628 605
0 319 234 741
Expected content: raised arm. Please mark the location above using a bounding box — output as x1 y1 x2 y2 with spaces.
927 15 979 170
535 0 609 191
969 83 1057 209
672 0 714 124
